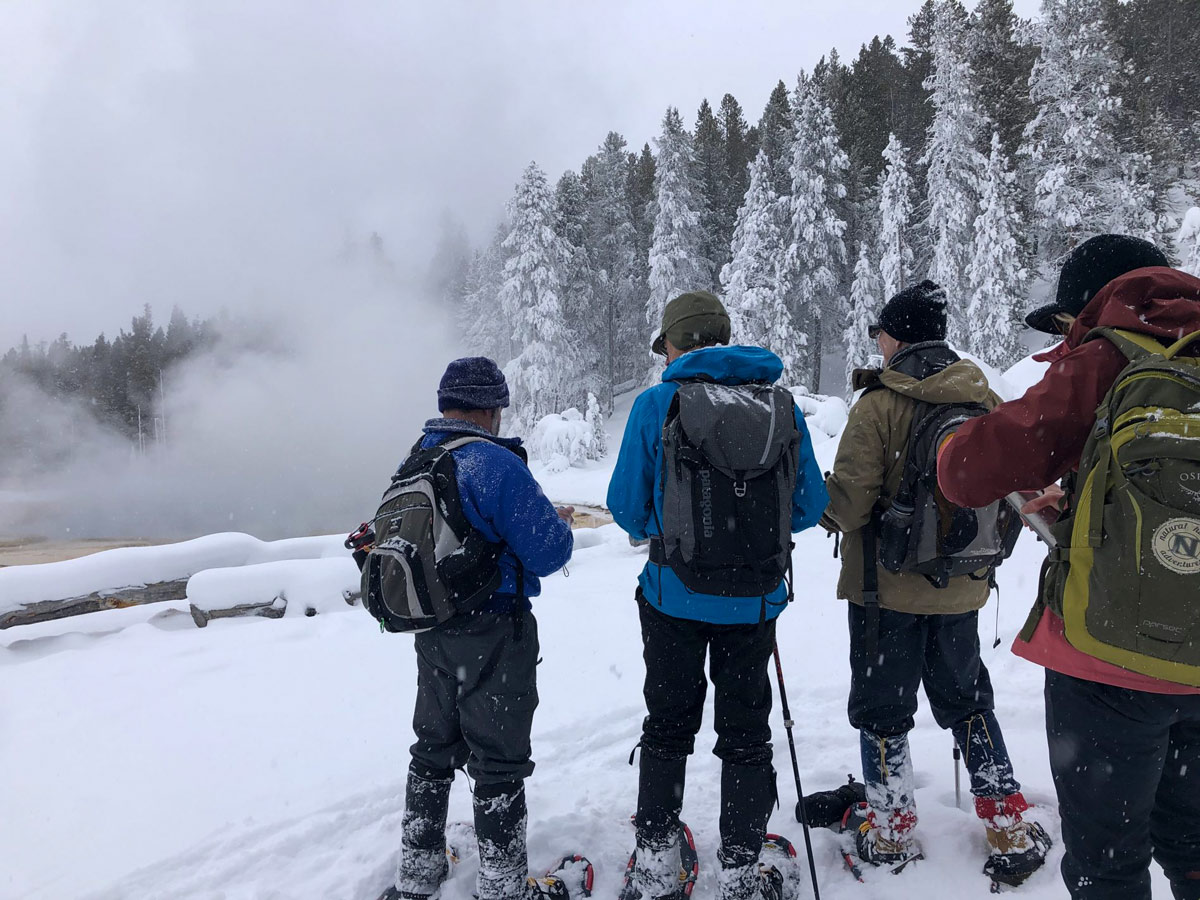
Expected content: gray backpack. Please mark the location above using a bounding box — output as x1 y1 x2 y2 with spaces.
362 436 503 633
876 401 1020 588
652 380 800 599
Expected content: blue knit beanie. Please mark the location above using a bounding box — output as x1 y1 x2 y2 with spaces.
437 357 510 412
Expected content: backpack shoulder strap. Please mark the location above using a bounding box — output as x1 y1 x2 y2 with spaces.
439 435 493 452
1084 327 1168 362
1163 330 1200 361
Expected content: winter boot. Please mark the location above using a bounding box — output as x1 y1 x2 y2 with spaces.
474 781 530 900
630 748 690 899
976 793 1051 888
843 801 920 867
716 850 784 900
629 827 684 899
397 766 454 899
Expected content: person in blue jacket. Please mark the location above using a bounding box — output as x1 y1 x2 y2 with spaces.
607 292 828 900
394 357 575 900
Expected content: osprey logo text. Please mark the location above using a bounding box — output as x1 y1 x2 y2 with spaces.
1180 471 1200 505
1152 518 1200 575
698 468 715 539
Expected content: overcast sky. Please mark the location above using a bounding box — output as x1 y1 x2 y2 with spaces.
0 0 1040 351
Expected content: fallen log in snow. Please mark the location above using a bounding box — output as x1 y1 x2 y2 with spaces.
0 579 190 629
0 533 351 630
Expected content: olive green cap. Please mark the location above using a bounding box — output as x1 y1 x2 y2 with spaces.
651 290 732 356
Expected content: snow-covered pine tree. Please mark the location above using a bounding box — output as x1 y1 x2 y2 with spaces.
499 162 578 436
920 0 987 346
757 81 794 197
460 224 510 363
720 150 801 374
968 0 1037 160
877 133 915 300
1020 0 1143 264
845 241 882 394
779 73 849 391
426 213 472 310
967 132 1027 369
647 107 708 375
582 132 641 410
719 93 754 250
694 99 728 291
554 170 602 402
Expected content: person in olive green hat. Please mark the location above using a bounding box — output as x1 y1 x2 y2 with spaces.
608 290 828 900
651 290 734 358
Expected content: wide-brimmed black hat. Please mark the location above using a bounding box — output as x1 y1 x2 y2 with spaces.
1026 234 1170 334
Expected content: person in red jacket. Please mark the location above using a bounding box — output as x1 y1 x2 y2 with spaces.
938 234 1200 900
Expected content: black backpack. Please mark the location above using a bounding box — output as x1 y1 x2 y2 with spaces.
652 379 801 599
875 400 1021 589
361 435 503 633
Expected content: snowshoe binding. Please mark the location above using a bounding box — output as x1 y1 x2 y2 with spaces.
759 834 800 900
527 854 596 900
619 821 699 900
984 820 1052 891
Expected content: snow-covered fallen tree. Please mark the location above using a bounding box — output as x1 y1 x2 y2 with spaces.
0 532 349 628
187 557 360 627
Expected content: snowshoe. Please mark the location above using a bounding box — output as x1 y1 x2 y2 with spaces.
528 854 596 900
840 802 923 874
618 821 699 900
984 820 1052 891
374 822 474 900
759 834 800 900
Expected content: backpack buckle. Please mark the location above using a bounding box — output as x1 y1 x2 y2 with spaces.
734 481 747 498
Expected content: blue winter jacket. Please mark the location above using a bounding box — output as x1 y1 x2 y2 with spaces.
412 418 573 614
606 346 829 624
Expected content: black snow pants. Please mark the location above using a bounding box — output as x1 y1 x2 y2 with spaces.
400 611 539 899
409 609 539 784
1045 670 1200 900
847 603 1020 799
635 590 777 869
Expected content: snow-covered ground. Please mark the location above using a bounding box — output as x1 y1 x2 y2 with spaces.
1 364 1177 899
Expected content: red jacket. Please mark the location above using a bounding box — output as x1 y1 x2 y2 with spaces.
939 266 1200 694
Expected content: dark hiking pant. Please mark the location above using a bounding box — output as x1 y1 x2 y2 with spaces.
848 604 1020 800
635 591 777 869
409 610 539 784
400 612 538 899
1046 670 1200 900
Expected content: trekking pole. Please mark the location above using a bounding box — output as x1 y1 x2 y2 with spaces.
953 745 963 810
772 644 821 900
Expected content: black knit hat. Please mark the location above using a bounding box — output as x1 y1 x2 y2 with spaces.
437 357 510 412
1025 234 1171 334
874 280 948 344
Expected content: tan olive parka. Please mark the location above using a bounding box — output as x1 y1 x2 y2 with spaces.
824 343 1000 615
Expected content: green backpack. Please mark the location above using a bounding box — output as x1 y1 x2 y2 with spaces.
1030 327 1200 685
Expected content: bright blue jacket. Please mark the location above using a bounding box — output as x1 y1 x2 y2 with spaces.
606 346 829 624
413 418 573 614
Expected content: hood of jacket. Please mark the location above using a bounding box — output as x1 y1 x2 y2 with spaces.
853 342 991 405
662 344 784 386
1066 266 1200 350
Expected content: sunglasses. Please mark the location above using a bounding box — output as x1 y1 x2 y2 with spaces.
867 324 882 340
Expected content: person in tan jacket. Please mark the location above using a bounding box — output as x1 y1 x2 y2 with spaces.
823 281 1048 887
